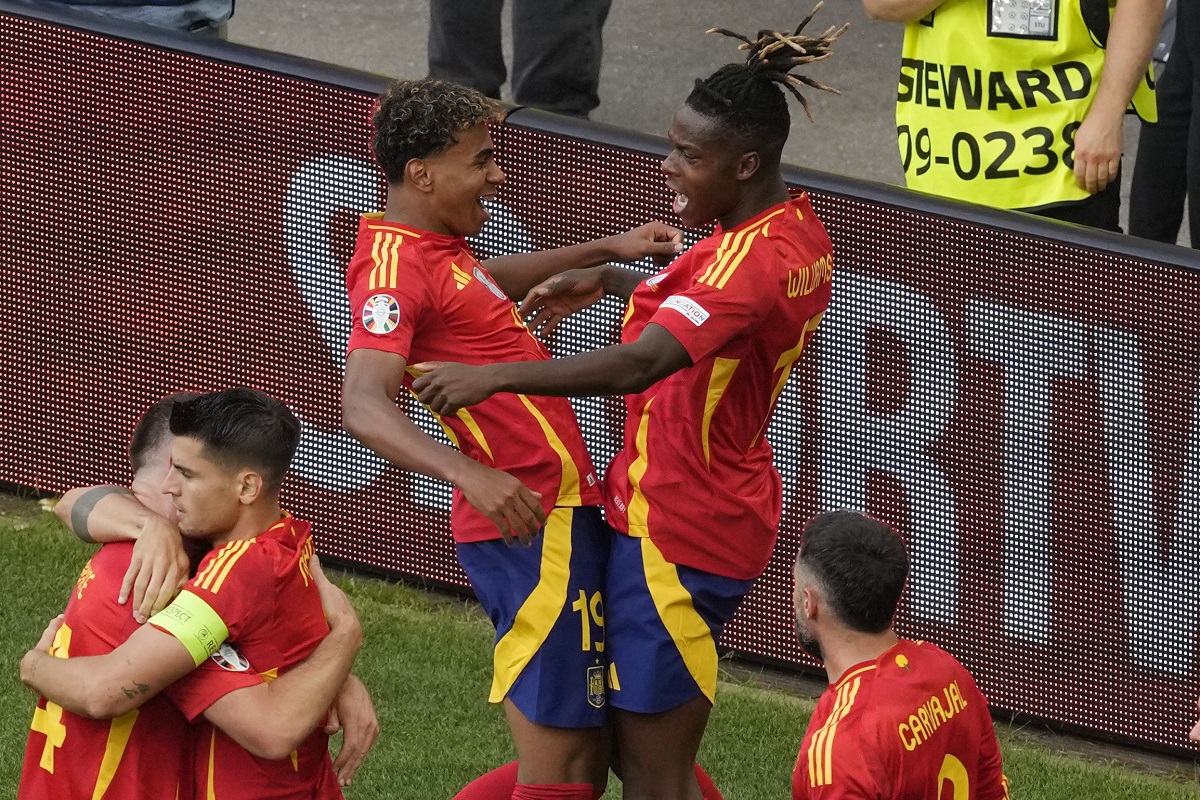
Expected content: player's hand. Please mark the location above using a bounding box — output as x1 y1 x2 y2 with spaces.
454 460 546 545
34 614 64 653
1072 106 1123 195
122 514 188 623
519 267 606 339
605 221 685 266
311 557 362 646
1191 695 1200 743
325 675 379 786
411 362 499 415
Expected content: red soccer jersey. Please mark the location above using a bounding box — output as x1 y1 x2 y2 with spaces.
152 516 340 800
604 195 832 579
346 214 602 542
793 640 1010 800
19 543 191 800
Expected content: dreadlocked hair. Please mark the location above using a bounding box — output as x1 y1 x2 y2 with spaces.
688 1 847 156
372 79 506 184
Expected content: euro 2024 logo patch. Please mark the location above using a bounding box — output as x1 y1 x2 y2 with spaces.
363 294 400 335
211 642 252 672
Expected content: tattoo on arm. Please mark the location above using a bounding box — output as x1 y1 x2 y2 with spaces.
70 486 133 543
120 681 151 700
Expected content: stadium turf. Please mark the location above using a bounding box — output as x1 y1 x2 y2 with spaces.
2 494 1197 798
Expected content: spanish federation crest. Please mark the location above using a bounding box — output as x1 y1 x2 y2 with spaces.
587 664 606 708
362 294 400 335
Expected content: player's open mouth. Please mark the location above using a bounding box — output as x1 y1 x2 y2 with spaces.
672 193 689 215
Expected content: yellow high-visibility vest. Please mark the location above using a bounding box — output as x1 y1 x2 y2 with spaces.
896 0 1155 210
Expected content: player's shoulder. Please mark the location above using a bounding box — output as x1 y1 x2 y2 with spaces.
188 536 273 594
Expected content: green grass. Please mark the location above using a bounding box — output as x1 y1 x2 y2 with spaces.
3 495 1199 799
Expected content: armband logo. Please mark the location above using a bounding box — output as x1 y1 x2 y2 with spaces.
646 271 668 290
362 294 400 335
210 643 252 672
661 295 710 327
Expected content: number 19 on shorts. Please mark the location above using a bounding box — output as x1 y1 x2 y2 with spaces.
898 122 1080 180
572 590 605 652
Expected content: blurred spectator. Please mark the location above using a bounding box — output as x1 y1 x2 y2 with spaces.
30 0 232 35
865 0 1163 232
1130 0 1198 248
427 0 611 118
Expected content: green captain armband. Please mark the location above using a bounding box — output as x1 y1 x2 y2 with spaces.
148 590 229 666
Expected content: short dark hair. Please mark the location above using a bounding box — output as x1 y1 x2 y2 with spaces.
168 388 300 495
128 392 200 474
798 511 908 634
690 8 847 163
371 79 506 184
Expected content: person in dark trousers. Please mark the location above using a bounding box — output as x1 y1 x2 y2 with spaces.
1130 0 1199 248
426 0 611 118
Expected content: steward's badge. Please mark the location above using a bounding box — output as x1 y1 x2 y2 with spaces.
587 664 606 709
989 0 1056 40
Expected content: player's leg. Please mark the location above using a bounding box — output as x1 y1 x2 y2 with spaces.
603 533 751 800
509 0 611 117
427 0 507 99
456 507 611 796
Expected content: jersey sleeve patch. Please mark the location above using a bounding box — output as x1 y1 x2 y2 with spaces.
149 590 229 667
362 293 401 335
660 295 711 327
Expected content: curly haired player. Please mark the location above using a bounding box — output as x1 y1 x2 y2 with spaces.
342 79 686 800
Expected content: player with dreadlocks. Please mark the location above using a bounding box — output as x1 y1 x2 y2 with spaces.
414 7 845 798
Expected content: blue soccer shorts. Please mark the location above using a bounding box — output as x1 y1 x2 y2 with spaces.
456 505 611 728
603 531 754 714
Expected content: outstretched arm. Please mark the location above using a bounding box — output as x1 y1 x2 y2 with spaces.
55 485 189 623
343 348 546 543
412 323 692 414
21 616 196 719
518 265 650 339
484 222 684 300
199 559 364 761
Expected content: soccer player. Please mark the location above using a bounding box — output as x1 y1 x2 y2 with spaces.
48 392 378 785
21 388 367 799
791 511 1009 799
341 79 684 799
411 14 842 799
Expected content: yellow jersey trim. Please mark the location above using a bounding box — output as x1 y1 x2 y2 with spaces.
624 396 655 536
518 394 582 504
809 674 864 787
701 358 739 466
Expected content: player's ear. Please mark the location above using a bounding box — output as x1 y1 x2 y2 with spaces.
800 586 818 621
237 471 264 505
735 150 761 182
405 157 434 193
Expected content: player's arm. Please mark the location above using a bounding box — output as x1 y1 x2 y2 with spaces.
1071 0 1165 193
198 560 365 761
20 614 197 719
55 485 189 622
517 264 650 339
342 348 546 543
484 222 684 300
860 0 942 22
412 323 692 414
